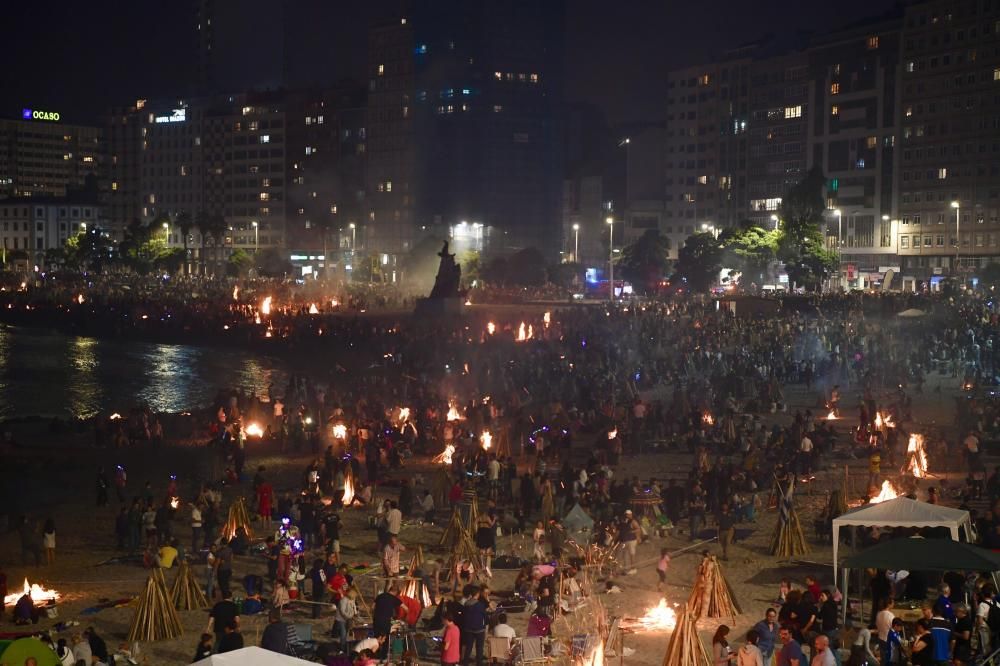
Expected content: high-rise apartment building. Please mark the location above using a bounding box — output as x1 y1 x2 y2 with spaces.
895 0 1000 289
366 0 565 258
0 113 103 199
808 16 903 287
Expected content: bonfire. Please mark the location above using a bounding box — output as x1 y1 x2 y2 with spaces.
433 444 456 465
480 431 492 451
826 410 837 420
244 422 264 438
633 598 678 631
702 412 715 426
447 402 463 421
870 480 899 503
906 434 928 478
5 578 59 605
332 424 347 440
487 321 496 335
309 303 319 314
261 296 272 315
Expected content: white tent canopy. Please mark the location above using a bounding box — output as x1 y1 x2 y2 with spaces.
193 646 316 666
832 497 974 584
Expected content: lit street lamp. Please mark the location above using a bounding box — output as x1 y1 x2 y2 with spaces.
951 201 961 274
251 221 258 253
606 216 614 302
162 221 170 245
473 222 483 252
572 223 580 263
349 222 357 255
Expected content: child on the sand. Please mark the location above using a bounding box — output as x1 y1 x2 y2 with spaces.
656 548 671 593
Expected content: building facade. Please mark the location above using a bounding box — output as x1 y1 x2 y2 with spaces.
896 0 1000 289
0 115 103 199
0 198 105 269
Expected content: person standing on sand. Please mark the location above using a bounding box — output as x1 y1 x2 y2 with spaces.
42 517 55 566
656 548 671 593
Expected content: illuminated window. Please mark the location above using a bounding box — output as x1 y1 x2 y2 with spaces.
259 192 269 201
698 74 710 86
493 105 503 113
530 73 539 83
494 71 502 80
994 68 1000 81
317 115 324 124
149 194 156 204
82 155 94 163
260 135 269 143
260 207 270 216
784 105 802 119
938 168 947 179
386 181 392 192
248 121 258 131
330 205 338 214
180 165 188 176
831 105 839 116
697 175 708 184
377 182 384 192
866 136 877 149
867 36 879 49
262 178 270 187
305 116 312 125
402 106 409 118
111 182 118 191
830 83 840 95
378 64 385 75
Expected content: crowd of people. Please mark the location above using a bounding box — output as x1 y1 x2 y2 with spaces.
4 278 1000 665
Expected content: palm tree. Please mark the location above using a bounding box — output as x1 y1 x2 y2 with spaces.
195 210 209 276
203 213 228 278
174 211 194 275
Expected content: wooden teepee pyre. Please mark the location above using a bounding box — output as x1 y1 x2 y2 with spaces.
662 603 712 666
439 508 467 548
403 546 433 606
171 560 209 610
444 524 485 581
770 479 809 559
222 496 253 540
128 568 183 642
687 553 741 620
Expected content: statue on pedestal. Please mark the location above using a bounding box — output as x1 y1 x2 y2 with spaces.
429 241 462 299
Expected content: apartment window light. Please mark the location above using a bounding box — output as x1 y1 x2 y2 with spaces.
784 105 802 119
938 168 947 179
260 135 269 143
994 68 1000 81
867 35 879 49
831 105 839 116
378 64 385 75
830 83 840 95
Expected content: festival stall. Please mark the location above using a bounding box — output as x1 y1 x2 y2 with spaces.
831 497 975 584
192 645 317 665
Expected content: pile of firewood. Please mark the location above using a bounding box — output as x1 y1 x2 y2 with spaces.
128 568 183 642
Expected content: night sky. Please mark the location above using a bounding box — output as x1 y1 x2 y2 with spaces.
3 0 899 127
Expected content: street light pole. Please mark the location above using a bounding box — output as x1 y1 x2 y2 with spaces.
833 208 842 291
251 221 258 253
951 201 961 276
350 223 357 254
606 216 614 302
770 214 779 231
572 223 580 263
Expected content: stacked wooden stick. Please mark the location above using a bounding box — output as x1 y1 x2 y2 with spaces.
662 603 712 666
222 496 253 541
687 553 741 621
770 485 810 559
171 560 209 610
128 568 183 642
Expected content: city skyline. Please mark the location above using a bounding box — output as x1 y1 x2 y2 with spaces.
2 0 898 126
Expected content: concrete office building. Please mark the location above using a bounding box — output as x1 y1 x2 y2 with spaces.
0 114 103 200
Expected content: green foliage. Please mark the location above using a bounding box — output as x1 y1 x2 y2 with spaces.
457 250 480 285
156 247 187 274
255 247 292 278
618 229 671 294
977 263 1000 288
118 219 173 274
672 232 723 292
719 222 780 282
776 168 837 290
547 262 584 289
227 248 253 277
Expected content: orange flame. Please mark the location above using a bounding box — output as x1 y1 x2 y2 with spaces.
480 430 493 450
170 497 180 509
332 424 347 440
447 402 462 421
826 410 837 420
5 578 59 605
342 475 355 506
702 412 715 425
233 285 239 301
870 479 899 503
607 428 618 440
261 296 272 315
76 294 85 304
487 321 496 335
244 423 264 438
543 311 551 328
309 303 319 314
433 444 456 465
635 598 678 631
906 433 928 478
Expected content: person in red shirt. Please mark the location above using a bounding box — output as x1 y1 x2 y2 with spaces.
256 480 274 524
441 612 461 666
805 575 822 603
448 482 464 506
397 592 422 627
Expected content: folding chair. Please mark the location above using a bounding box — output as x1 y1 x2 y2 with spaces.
487 636 512 664
516 636 546 665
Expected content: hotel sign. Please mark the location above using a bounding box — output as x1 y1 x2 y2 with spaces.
154 108 187 124
22 108 60 122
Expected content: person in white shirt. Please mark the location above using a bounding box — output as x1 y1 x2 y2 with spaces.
737 630 764 666
353 635 382 653
876 598 895 642
811 635 835 666
334 588 358 651
420 491 436 525
386 502 402 537
492 612 516 639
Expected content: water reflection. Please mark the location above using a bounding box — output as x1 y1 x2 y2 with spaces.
0 326 291 419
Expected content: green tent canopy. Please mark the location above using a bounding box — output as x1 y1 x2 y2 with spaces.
842 536 1000 572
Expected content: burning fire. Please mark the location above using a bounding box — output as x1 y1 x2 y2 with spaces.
516 322 534 341
870 480 900 503
233 285 239 301
398 407 411 423
5 579 59 606
332 424 347 440
487 321 496 335
702 412 715 426
342 475 355 506
635 599 678 631
109 413 122 420
261 296 272 315
826 410 837 420
433 444 456 465
309 303 319 314
543 311 551 328
76 294 85 304
906 434 928 478
244 423 264 438
447 402 462 421
480 430 493 451
170 497 180 509
607 428 618 440
330 299 339 308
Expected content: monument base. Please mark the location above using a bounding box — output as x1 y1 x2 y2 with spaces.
414 297 465 317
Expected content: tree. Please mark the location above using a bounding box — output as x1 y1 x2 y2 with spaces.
776 168 837 290
227 248 253 277
672 232 723 292
481 256 509 285
200 213 228 277
618 229 671 294
977 262 1000 289
548 262 584 290
457 250 480 286
255 247 292 278
174 211 194 275
504 247 547 286
720 222 779 285
156 247 187 274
